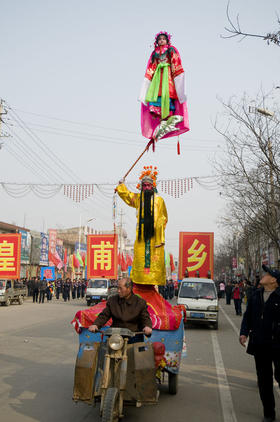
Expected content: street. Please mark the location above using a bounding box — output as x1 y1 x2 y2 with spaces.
0 298 279 422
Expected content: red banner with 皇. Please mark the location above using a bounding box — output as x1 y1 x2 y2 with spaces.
0 234 21 279
179 232 214 280
87 234 118 279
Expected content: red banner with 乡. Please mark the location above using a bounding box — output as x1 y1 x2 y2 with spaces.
87 234 118 279
179 232 214 280
0 233 21 279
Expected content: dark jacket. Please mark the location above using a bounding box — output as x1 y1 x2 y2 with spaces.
240 286 280 354
94 293 152 332
225 284 233 296
39 280 47 292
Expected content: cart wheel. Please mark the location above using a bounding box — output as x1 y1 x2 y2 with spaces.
102 387 119 422
18 296 24 305
5 298 11 307
168 372 178 395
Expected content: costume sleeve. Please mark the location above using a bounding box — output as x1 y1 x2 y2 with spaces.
169 46 184 79
93 300 112 328
144 52 157 81
140 301 153 329
116 183 139 209
139 77 151 104
174 73 187 104
155 197 168 246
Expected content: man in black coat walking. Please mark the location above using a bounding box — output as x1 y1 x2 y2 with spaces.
225 281 233 305
240 265 280 422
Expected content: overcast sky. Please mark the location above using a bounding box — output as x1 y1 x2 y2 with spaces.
1 0 280 257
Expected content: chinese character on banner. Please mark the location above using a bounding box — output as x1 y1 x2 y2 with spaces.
87 234 118 278
0 234 21 279
179 232 214 279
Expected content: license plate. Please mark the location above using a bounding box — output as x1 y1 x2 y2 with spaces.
190 312 205 319
92 296 100 299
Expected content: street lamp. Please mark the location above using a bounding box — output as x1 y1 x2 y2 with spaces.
79 214 95 251
248 106 274 118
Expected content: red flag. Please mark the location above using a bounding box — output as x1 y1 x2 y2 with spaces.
81 252 86 266
64 248 67 265
118 252 121 267
170 253 175 272
73 254 80 268
64 248 68 271
121 253 127 271
126 254 133 266
48 251 60 267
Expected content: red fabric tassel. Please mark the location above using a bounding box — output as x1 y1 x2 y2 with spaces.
177 139 180 155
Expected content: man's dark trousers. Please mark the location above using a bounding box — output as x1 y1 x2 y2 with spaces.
254 346 280 419
226 293 231 305
234 298 242 315
39 291 45 303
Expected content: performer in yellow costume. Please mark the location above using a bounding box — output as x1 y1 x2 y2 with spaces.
116 166 167 286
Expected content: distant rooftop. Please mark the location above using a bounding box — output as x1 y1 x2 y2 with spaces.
0 221 30 233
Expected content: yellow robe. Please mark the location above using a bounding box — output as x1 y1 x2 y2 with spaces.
116 183 168 286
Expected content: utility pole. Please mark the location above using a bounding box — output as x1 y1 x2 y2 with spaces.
0 99 9 148
119 209 125 255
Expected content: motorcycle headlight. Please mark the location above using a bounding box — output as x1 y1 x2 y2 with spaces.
207 305 218 311
108 334 124 351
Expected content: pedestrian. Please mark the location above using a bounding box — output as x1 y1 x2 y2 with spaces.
63 279 71 302
81 279 86 298
39 277 47 304
240 265 280 422
46 282 52 301
32 277 40 303
233 282 242 315
219 281 225 299
72 279 77 300
225 281 233 305
77 279 81 299
56 278 62 299
167 279 174 300
27 278 32 296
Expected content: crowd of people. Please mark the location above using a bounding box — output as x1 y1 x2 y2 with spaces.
20 277 88 304
216 277 259 316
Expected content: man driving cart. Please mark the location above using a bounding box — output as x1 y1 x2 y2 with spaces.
88 277 153 341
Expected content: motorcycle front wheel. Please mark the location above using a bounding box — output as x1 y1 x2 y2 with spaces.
102 387 119 422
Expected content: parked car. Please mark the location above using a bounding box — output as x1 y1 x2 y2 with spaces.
85 278 110 306
177 277 219 329
0 279 27 306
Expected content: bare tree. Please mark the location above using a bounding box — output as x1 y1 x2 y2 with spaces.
222 3 280 46
215 91 280 267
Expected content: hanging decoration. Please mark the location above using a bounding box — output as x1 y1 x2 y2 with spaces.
158 177 193 198
63 184 94 202
0 176 217 201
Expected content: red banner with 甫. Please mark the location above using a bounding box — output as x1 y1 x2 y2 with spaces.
87 234 118 279
0 234 21 279
179 232 214 280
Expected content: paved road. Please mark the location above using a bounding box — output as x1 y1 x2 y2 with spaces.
0 297 279 422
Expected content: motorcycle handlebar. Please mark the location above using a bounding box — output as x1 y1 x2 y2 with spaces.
93 329 151 337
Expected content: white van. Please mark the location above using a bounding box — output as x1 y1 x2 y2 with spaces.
177 278 219 329
86 278 109 306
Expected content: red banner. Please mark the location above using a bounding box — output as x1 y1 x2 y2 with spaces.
48 229 57 266
179 232 214 279
87 234 118 279
0 234 21 279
